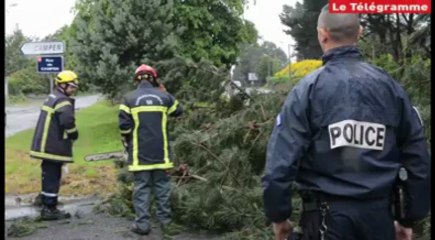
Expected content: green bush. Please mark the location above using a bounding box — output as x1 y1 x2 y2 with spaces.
7 94 27 104
8 66 50 95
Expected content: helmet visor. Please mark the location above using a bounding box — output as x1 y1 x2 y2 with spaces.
68 79 79 88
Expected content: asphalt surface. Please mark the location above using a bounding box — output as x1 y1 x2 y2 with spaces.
5 195 221 240
5 95 101 137
5 213 221 240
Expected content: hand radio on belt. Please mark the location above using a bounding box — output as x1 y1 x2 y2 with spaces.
391 167 408 220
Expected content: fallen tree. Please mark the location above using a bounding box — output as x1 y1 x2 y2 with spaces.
95 72 297 238
95 57 431 239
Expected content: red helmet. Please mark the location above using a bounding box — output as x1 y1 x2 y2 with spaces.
134 64 157 80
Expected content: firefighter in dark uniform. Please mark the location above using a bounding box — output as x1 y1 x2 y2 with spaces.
262 5 430 240
118 64 183 235
30 70 79 220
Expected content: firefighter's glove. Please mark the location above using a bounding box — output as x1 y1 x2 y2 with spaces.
68 131 79 141
178 163 189 176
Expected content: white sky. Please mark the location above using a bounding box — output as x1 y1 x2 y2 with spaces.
243 0 299 58
5 0 298 57
5 0 78 39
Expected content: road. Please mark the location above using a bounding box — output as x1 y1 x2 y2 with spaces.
5 194 221 240
5 95 101 137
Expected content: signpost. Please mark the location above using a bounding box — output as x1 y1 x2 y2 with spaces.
21 41 65 94
21 41 65 55
37 56 64 73
248 72 258 81
5 77 9 103
288 44 292 82
248 72 258 86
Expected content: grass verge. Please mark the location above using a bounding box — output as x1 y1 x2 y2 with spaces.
5 101 122 196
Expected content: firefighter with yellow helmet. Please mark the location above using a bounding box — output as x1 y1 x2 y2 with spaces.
30 70 79 220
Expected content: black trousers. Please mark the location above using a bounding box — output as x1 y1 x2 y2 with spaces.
41 160 63 207
297 197 395 240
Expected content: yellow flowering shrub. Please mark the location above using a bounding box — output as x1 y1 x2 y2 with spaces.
274 59 323 79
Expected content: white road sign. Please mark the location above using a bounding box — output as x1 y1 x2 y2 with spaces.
248 72 258 81
21 41 65 55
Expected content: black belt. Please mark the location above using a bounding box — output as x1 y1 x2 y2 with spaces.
300 191 353 212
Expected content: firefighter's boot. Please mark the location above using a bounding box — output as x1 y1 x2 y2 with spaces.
41 206 71 221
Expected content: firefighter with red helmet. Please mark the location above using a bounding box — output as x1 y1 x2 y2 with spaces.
119 64 183 235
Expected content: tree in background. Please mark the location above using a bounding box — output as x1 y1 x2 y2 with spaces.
255 55 281 83
70 0 257 99
232 41 287 84
280 1 430 63
175 0 257 68
44 25 78 71
355 14 432 142
42 25 91 91
70 0 178 99
5 28 33 76
5 28 50 96
360 14 431 62
8 66 50 96
279 0 328 60
261 41 288 65
232 44 264 82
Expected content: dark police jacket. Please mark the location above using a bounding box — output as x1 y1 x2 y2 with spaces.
118 81 183 172
30 90 78 162
262 46 431 227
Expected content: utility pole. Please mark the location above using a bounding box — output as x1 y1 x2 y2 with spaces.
5 77 9 104
49 75 54 94
288 44 292 80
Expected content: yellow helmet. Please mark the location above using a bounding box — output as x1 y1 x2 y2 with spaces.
55 70 79 86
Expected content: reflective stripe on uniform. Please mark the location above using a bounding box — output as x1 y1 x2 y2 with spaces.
30 151 73 162
41 101 71 113
40 108 53 152
131 106 168 114
54 101 72 111
40 102 73 152
120 129 132 134
162 110 170 163
132 111 140 167
130 105 171 170
66 127 77 133
42 106 54 114
119 104 131 114
412 106 424 127
41 191 58 197
168 100 179 114
128 162 174 171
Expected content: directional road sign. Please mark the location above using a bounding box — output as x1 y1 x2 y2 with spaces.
248 72 258 81
37 56 64 73
21 41 65 55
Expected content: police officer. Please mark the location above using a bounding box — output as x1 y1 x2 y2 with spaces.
262 5 430 240
30 70 79 220
119 64 183 235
